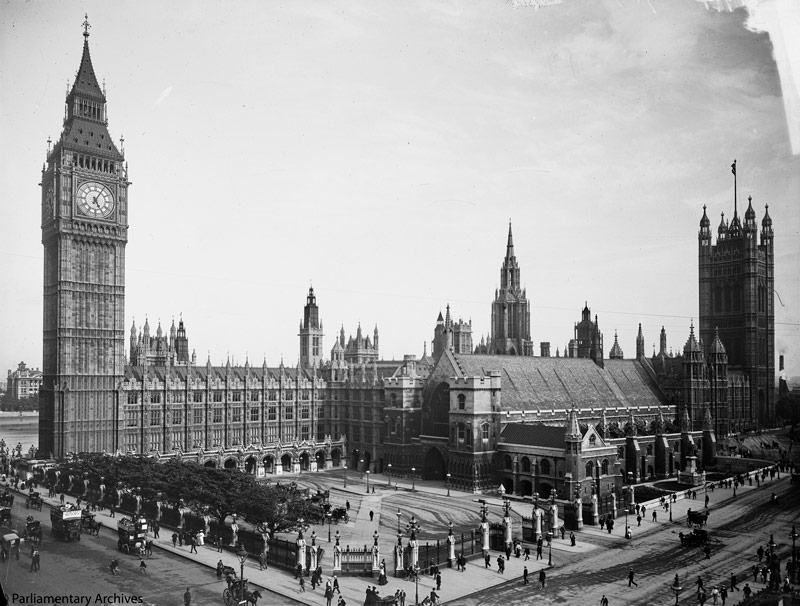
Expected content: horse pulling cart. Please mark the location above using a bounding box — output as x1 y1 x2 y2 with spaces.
223 574 262 606
686 509 709 527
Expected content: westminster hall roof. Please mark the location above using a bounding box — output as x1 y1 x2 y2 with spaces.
447 353 667 413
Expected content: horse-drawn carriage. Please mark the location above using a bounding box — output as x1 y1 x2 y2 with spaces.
81 511 101 536
686 509 709 527
223 574 262 606
0 492 13 508
331 507 349 524
25 492 43 511
679 528 709 547
23 517 43 544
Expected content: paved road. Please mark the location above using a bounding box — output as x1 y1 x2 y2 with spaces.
0 499 303 606
458 475 800 605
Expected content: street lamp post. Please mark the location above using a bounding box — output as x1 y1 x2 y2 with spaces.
366 471 370 494
411 467 416 492
446 473 451 497
671 574 683 606
397 509 402 534
236 546 249 600
387 463 392 487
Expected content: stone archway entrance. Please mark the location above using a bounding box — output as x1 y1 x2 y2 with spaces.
422 447 446 480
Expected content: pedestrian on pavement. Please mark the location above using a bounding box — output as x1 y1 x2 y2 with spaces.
299 575 305 592
139 559 147 574
183 588 191 606
730 573 739 591
523 566 529 585
652 510 657 522
30 548 39 572
539 569 546 589
369 510 374 522
628 568 638 587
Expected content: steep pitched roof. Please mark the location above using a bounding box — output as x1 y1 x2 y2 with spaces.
449 354 666 412
500 423 567 449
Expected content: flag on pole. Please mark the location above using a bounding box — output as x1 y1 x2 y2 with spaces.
731 160 736 176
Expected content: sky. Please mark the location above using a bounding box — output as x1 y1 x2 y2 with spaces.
1 0 799 382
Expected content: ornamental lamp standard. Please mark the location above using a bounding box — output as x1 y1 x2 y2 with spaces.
446 473 451 497
366 470 370 494
670 574 683 606
236 546 249 599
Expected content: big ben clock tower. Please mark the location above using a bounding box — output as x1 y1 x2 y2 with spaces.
40 18 129 457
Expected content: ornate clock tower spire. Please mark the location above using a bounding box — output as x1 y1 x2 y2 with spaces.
40 17 129 457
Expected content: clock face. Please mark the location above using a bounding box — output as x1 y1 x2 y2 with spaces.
77 181 115 219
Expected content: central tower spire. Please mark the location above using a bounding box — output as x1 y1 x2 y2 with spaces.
489 222 532 356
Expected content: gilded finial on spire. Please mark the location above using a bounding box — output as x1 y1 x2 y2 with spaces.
82 14 91 39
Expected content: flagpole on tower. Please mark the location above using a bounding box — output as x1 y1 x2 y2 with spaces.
731 159 737 215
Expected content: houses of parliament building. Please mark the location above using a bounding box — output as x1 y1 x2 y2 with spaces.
38 25 776 496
